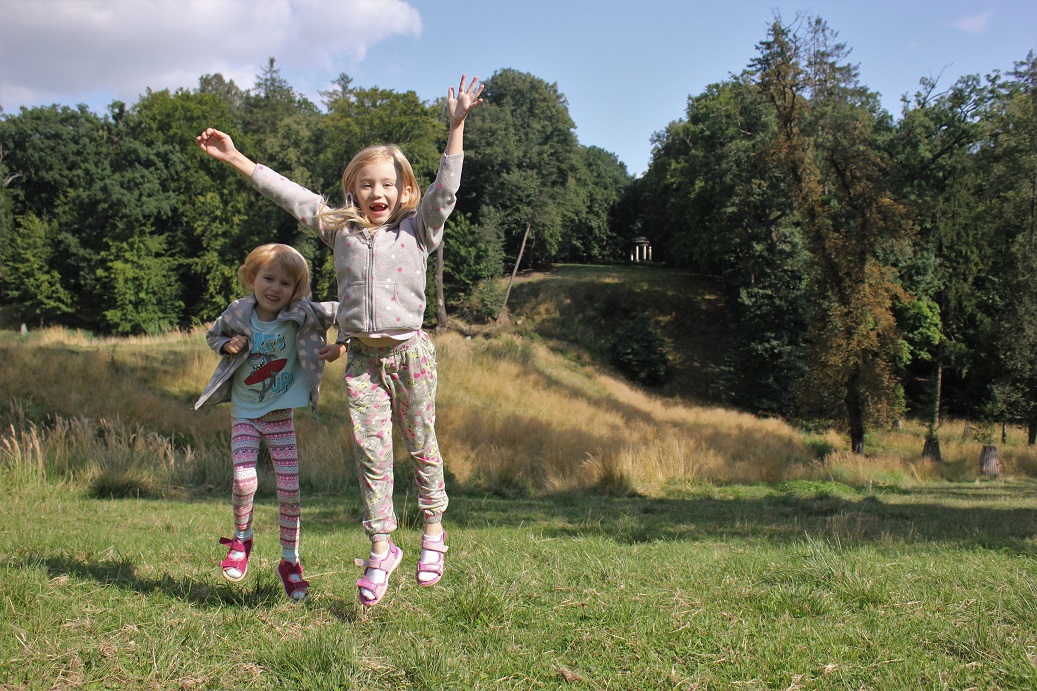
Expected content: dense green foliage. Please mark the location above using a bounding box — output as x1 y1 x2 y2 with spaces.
0 62 629 334
1 19 1036 450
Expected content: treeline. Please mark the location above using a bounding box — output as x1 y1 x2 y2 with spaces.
1 16 1035 452
0 61 630 335
626 16 1037 451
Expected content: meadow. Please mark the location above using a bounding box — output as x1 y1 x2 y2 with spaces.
3 266 1037 689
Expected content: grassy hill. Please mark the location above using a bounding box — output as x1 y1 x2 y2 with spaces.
501 263 733 402
3 262 1036 502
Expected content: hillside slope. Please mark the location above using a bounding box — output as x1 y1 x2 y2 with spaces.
502 263 734 403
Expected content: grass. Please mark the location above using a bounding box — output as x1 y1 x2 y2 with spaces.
4 263 1037 687
4 481 1037 689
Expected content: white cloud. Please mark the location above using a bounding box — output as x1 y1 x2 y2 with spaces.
951 10 993 35
0 0 421 112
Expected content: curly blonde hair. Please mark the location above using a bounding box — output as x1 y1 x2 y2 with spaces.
237 243 311 304
318 144 420 231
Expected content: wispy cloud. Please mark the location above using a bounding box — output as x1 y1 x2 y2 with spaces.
952 10 993 35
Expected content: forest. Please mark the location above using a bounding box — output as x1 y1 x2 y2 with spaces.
1 15 1035 454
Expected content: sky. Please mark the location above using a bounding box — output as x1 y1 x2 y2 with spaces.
1 0 1035 176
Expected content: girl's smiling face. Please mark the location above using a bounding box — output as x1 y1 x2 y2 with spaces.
352 157 412 226
251 262 295 321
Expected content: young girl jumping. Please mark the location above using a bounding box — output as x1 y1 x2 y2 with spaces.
195 243 343 601
197 73 484 606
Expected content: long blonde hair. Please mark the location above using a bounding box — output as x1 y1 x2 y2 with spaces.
237 243 311 304
318 144 420 231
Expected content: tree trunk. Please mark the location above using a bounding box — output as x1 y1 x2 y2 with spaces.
979 445 1002 476
922 434 942 462
497 217 533 322
1028 416 1036 446
931 357 943 431
922 356 943 461
846 368 866 455
435 244 448 332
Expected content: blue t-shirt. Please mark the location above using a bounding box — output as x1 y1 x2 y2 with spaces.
231 314 310 418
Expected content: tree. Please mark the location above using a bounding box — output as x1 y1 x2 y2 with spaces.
558 146 631 263
889 72 991 450
0 104 111 328
462 69 581 266
96 233 183 335
984 53 1037 442
753 15 909 453
0 213 74 322
637 75 810 415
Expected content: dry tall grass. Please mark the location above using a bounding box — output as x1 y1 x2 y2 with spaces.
1 327 1033 497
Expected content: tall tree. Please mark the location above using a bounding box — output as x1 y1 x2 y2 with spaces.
889 73 991 450
558 146 631 263
638 75 810 415
985 53 1037 442
462 69 581 266
753 15 909 452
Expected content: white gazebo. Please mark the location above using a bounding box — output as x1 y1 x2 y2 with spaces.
630 236 652 263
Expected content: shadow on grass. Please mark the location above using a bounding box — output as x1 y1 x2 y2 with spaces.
30 553 369 621
438 486 1037 554
36 555 281 607
287 478 1037 553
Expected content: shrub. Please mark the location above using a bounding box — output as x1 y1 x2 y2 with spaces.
609 321 671 386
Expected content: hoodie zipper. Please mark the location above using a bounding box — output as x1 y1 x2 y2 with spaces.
366 231 376 331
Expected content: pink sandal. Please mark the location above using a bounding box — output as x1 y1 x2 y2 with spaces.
354 539 403 607
219 536 252 583
278 559 310 601
416 530 448 587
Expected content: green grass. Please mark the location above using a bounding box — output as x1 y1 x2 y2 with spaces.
5 264 1037 688
4 480 1037 689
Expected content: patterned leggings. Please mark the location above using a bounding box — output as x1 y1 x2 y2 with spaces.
230 409 301 556
345 331 448 539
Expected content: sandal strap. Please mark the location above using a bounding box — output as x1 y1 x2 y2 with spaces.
420 540 449 555
417 560 444 575
219 536 251 552
356 575 383 592
354 541 402 570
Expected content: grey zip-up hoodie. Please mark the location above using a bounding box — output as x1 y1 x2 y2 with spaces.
194 295 338 413
249 154 463 334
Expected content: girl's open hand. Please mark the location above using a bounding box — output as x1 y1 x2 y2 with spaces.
196 128 239 162
446 74 485 126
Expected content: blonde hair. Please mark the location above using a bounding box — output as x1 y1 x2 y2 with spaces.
237 243 311 304
318 144 420 231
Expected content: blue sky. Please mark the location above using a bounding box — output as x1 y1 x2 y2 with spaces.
2 0 1035 175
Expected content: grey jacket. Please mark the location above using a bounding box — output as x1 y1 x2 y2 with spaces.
249 154 463 334
194 295 338 414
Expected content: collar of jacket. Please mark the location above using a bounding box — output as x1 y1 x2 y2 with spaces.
224 294 314 332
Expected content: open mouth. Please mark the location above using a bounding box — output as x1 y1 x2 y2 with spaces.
369 202 389 213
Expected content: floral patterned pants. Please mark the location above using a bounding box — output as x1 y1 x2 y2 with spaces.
345 331 447 539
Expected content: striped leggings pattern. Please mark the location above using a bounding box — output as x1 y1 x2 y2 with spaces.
230 409 301 555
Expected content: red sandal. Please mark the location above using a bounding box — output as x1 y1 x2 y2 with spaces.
354 538 403 607
219 536 253 583
416 530 448 587
277 559 310 601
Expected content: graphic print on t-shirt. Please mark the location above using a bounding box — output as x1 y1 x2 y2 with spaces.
242 330 293 403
